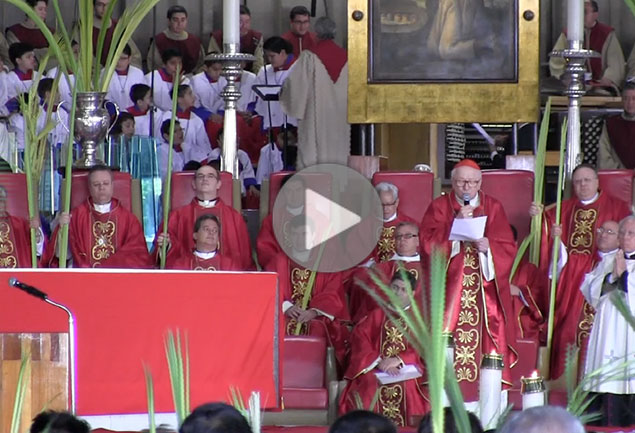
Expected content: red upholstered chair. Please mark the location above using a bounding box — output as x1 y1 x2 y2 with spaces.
371 171 434 223
598 169 634 204
263 336 338 426
170 171 233 209
268 171 294 214
70 171 133 211
0 173 29 218
481 170 534 243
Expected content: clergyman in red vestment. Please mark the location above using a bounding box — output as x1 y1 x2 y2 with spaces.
350 221 422 323
530 164 631 379
0 185 43 268
340 271 429 426
281 6 318 59
419 159 518 396
42 165 152 268
161 214 241 271
157 164 253 270
266 215 350 366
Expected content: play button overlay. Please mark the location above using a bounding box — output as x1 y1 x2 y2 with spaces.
272 164 383 273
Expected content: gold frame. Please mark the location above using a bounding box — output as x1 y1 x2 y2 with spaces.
348 0 540 123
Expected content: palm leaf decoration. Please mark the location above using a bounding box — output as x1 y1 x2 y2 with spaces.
9 349 31 433
165 329 190 426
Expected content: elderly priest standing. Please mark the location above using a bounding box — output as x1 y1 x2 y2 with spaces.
419 159 517 390
42 165 152 268
579 216 635 427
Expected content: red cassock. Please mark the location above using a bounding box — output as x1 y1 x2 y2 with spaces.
268 253 350 365
419 192 517 393
42 199 153 268
339 308 429 426
511 260 546 342
159 198 253 271
165 251 241 271
349 258 423 323
0 214 36 268
281 30 318 59
541 191 630 379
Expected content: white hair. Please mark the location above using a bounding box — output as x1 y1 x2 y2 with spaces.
499 406 585 433
450 166 482 180
619 214 635 232
375 182 398 200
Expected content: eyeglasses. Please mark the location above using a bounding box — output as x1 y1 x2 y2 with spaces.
454 179 480 187
596 228 616 235
395 233 417 241
381 200 398 207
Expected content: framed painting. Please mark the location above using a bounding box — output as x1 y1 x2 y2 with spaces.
348 0 540 123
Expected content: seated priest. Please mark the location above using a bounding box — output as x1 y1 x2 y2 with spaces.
349 221 422 323
267 214 350 367
339 271 429 426
156 163 253 270
159 214 241 271
549 0 625 95
419 158 517 390
365 182 417 265
597 81 635 169
0 184 44 268
529 164 631 380
579 216 635 427
41 165 153 268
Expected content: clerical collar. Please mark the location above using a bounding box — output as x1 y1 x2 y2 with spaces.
625 251 635 260
194 250 217 259
623 112 635 121
580 192 599 206
384 212 397 223
391 252 420 262
93 201 112 214
286 204 304 216
197 198 218 208
455 193 480 207
598 248 618 259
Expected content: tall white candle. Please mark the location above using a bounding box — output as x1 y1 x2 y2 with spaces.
223 0 240 45
479 352 503 430
521 371 546 410
567 0 584 42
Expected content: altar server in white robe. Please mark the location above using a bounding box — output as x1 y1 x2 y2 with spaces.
105 44 146 111
580 215 635 427
280 17 349 169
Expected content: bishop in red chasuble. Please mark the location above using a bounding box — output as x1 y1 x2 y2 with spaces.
0 185 42 268
419 160 517 397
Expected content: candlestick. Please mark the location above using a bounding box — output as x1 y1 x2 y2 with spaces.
479 351 503 430
567 0 584 42
521 371 546 410
223 0 240 45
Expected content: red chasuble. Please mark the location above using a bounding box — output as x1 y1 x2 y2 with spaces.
166 250 240 271
511 260 547 342
281 30 318 59
7 23 52 49
0 214 35 268
606 115 635 168
269 253 350 365
160 198 253 270
542 191 630 379
42 199 152 268
306 39 347 83
154 32 202 74
373 213 417 263
349 258 423 323
339 308 429 426
419 192 517 394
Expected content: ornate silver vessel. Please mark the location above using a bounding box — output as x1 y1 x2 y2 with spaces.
73 92 116 168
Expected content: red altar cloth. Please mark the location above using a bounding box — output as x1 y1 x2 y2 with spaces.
0 270 281 415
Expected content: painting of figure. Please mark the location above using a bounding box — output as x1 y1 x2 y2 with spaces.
370 0 516 82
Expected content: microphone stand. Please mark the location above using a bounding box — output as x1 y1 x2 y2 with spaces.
10 281 77 413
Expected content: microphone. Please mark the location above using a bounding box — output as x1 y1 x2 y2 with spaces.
463 193 470 206
8 278 48 301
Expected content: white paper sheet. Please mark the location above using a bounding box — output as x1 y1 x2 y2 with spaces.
375 364 422 385
449 216 487 241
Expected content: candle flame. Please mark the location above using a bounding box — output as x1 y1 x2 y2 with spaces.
531 370 539 378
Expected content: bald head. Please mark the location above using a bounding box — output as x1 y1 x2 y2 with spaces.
499 406 584 433
597 220 619 253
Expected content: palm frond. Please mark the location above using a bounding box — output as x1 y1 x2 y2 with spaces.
165 329 190 426
144 364 157 433
10 349 31 433
624 0 635 18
